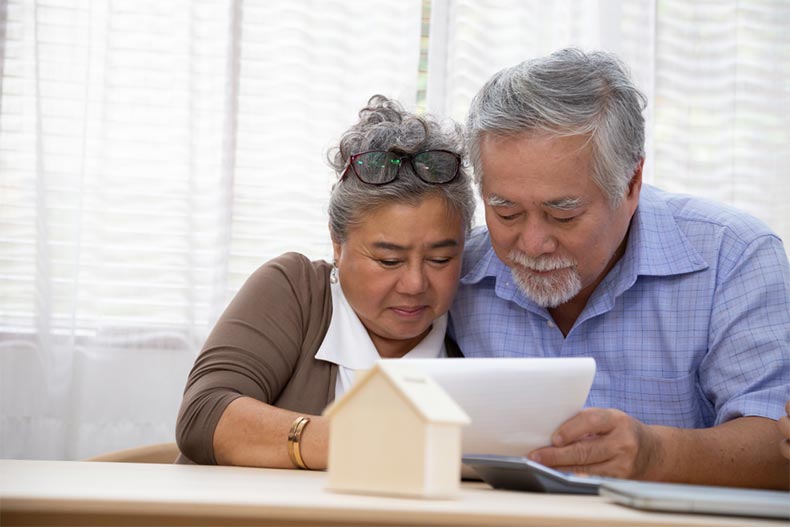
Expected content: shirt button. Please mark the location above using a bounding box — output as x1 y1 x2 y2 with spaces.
547 320 555 328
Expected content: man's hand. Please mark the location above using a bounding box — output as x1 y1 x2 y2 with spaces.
779 401 790 461
528 409 788 488
527 408 662 479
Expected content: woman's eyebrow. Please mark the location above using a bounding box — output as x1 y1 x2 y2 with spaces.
372 241 408 251
428 239 460 249
372 239 460 251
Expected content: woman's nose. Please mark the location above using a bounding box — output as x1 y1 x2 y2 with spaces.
397 264 428 294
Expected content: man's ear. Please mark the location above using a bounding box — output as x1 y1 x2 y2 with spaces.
629 158 644 197
623 159 644 215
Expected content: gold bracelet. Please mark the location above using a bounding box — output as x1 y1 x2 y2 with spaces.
287 416 311 470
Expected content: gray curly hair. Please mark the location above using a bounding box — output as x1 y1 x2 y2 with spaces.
466 48 647 207
328 95 476 242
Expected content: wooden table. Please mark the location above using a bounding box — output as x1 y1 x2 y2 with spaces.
0 459 784 526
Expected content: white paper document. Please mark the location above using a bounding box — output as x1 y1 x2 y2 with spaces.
387 358 596 457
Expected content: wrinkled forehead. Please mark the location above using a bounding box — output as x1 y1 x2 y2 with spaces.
477 132 600 203
350 194 464 229
479 130 592 160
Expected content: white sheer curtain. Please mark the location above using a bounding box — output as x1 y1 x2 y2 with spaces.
2 0 788 461
429 0 790 239
0 0 422 460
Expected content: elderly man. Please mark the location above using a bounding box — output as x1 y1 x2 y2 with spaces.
451 48 790 489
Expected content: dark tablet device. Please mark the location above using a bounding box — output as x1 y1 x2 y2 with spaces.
462 454 602 495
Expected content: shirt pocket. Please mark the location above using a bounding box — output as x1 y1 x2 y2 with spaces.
599 371 703 428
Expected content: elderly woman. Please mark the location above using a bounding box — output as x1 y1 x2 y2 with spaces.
176 95 475 470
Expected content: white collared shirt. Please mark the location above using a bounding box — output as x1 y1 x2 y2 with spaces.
315 281 447 399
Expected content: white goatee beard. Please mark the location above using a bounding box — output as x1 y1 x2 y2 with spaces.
508 250 582 308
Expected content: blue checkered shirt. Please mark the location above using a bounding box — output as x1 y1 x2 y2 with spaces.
450 185 790 428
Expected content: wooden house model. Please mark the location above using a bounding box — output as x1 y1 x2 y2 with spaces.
323 361 470 498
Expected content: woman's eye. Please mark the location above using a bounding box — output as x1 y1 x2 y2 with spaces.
378 259 401 267
428 257 451 265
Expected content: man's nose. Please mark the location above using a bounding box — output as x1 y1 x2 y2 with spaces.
517 219 558 257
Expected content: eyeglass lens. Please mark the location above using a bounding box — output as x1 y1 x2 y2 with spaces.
412 151 459 183
352 152 401 184
351 151 459 184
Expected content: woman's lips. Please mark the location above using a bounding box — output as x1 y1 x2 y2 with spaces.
390 305 428 317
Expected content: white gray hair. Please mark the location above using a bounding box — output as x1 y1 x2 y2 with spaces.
328 95 476 242
466 48 647 207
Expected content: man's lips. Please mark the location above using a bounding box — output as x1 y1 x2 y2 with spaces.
518 264 572 276
527 268 559 276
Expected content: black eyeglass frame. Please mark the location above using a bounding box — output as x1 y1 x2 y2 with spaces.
340 149 462 186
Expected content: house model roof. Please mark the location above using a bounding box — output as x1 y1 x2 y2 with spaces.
323 361 470 425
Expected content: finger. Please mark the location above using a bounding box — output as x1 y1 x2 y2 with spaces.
553 459 632 479
786 400 790 416
781 439 790 461
552 408 620 446
534 436 643 480
778 416 790 439
528 438 614 469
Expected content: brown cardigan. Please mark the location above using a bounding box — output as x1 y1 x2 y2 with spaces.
175 252 460 465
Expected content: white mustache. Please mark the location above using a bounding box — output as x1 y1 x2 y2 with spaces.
508 250 575 272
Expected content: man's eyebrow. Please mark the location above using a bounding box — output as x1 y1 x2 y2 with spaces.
488 194 585 210
544 197 585 210
372 239 460 251
486 194 515 207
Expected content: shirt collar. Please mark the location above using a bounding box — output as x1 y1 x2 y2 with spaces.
460 231 502 286
459 232 546 314
315 281 447 370
621 185 708 278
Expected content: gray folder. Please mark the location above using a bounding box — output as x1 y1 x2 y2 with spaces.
600 479 790 520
